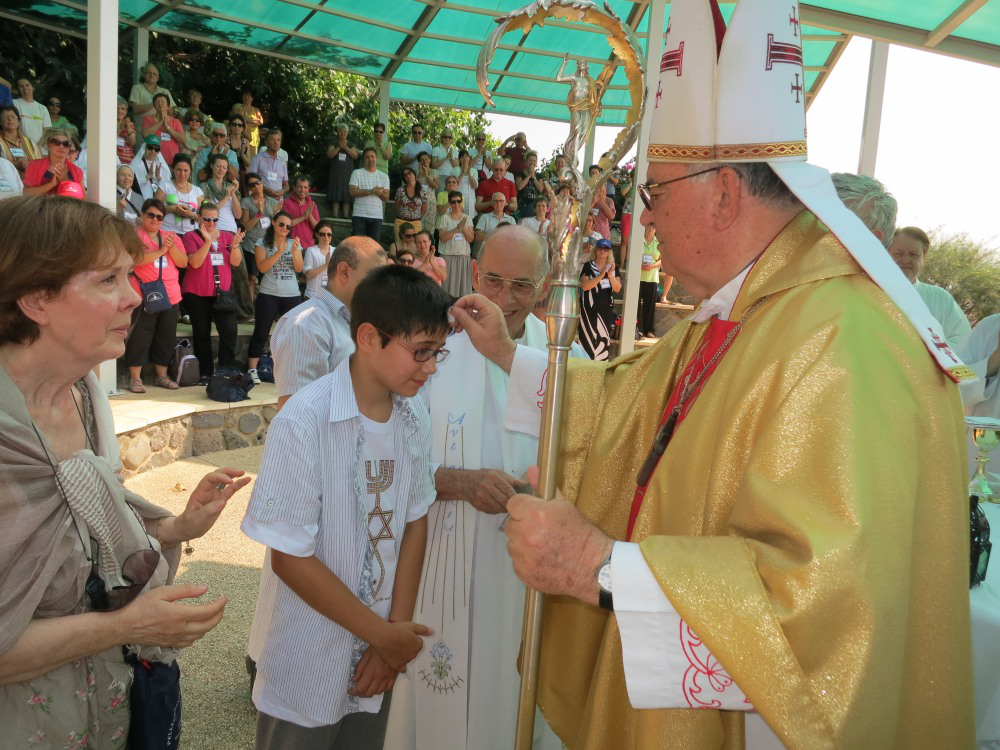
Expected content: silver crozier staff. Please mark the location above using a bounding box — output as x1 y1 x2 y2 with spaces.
476 2 646 746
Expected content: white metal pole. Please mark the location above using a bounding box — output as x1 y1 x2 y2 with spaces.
378 79 391 126
619 0 665 355
857 40 889 177
92 0 122 395
133 26 149 85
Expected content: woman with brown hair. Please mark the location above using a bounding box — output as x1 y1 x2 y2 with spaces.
121 198 188 392
0 195 249 748
393 167 430 244
0 105 37 180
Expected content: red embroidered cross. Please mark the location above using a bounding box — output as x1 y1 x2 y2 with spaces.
656 80 663 108
791 72 803 103
765 33 803 70
660 41 685 77
789 6 800 37
929 329 958 363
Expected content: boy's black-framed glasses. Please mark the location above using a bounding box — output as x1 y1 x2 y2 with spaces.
375 327 450 363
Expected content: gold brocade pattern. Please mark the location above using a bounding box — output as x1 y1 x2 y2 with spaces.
535 212 975 749
647 141 807 162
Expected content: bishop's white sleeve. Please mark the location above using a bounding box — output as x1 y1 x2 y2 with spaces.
612 542 752 711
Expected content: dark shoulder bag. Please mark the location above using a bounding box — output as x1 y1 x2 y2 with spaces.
212 237 238 312
139 233 172 314
125 650 182 750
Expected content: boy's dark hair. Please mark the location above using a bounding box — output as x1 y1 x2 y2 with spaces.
351 265 453 345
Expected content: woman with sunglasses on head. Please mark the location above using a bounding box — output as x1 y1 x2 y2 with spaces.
388 221 418 261
436 190 474 296
394 167 430 245
0 106 37 181
22 127 85 197
302 220 335 299
248 211 303 384
121 198 188 392
181 202 244 381
0 196 249 748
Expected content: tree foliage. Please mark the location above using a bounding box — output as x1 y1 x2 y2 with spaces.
921 232 1000 326
2 26 495 186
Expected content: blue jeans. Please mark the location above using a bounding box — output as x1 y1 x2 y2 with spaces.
352 216 383 243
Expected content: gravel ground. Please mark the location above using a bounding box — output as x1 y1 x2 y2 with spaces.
125 446 266 750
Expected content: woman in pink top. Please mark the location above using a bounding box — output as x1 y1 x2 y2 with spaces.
121 197 187 392
181 202 244 380
412 229 447 286
141 93 186 168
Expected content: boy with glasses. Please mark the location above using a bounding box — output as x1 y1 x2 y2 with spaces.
399 123 431 171
244 264 450 750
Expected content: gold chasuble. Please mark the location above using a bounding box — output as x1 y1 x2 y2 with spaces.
536 212 975 749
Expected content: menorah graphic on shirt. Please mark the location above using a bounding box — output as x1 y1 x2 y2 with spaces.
366 459 395 598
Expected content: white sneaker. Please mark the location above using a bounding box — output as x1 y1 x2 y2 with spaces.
248 368 262 385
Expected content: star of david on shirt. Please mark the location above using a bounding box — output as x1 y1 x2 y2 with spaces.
366 459 395 597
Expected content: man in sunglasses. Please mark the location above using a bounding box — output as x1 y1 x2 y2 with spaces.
385 225 577 750
449 0 975 746
399 122 432 171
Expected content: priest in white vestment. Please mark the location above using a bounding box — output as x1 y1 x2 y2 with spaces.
961 314 1000 418
384 225 576 750
889 226 971 350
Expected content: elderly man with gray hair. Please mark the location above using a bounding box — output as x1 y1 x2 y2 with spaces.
474 191 516 249
833 173 970 350
384 224 570 750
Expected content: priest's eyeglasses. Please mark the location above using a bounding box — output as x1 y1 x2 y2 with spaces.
375 327 451 363
638 167 722 210
478 273 543 300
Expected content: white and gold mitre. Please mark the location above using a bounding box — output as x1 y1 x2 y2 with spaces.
648 0 807 163
644 0 976 383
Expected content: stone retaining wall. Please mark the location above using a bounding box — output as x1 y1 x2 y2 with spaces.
117 403 278 480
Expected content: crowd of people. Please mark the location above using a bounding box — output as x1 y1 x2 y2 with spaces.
0 20 989 749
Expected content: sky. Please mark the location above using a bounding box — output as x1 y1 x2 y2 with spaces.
486 37 1000 248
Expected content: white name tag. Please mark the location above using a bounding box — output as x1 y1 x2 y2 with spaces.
159 132 171 142
338 152 347 161
156 256 168 269
267 171 278 182
10 148 25 159
599 278 611 290
259 216 271 230
643 254 653 266
117 137 126 148
210 252 225 266
455 233 465 243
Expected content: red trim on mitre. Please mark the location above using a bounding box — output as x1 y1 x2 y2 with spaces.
709 0 726 57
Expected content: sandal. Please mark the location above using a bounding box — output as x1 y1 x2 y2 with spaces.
154 376 180 390
129 378 146 394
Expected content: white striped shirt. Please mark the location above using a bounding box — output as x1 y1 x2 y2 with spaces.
242 359 436 726
271 287 353 399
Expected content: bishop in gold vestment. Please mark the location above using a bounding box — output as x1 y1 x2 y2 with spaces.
496 212 975 749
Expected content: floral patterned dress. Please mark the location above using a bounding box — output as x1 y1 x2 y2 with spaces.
2 383 132 749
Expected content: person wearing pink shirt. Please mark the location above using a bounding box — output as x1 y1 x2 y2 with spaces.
181 202 245 380
282 175 320 250
141 93 186 169
122 197 188 392
412 230 447 286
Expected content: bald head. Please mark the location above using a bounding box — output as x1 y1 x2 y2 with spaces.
327 235 388 304
475 225 551 338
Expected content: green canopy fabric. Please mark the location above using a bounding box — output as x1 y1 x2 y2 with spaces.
4 0 999 123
